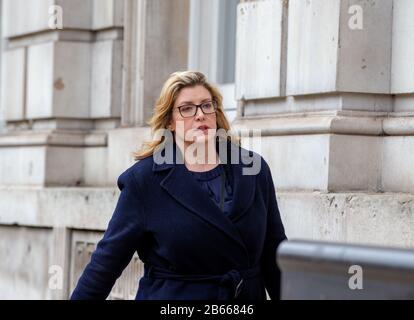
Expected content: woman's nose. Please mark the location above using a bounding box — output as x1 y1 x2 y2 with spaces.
195 106 205 119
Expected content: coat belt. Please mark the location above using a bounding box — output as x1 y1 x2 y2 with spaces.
143 264 261 300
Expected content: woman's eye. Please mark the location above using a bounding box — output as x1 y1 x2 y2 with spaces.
181 106 193 112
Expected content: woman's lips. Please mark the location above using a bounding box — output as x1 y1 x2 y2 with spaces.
192 127 213 139
196 126 210 132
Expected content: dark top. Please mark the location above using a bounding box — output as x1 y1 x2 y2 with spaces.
189 164 233 215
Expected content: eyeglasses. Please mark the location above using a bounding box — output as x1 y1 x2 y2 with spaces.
175 101 217 118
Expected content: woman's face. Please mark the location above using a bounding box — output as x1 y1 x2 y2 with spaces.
169 85 217 148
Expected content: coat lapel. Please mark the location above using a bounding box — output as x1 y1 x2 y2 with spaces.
217 139 257 222
160 163 248 251
152 138 257 253
226 157 256 222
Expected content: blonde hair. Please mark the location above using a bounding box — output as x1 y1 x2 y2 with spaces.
133 71 240 160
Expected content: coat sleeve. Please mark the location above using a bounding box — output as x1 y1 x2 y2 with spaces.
260 160 287 300
70 169 146 300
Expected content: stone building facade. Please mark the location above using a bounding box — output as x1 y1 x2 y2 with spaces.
0 0 413 299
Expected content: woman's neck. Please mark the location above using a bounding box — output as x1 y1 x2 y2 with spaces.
185 156 220 172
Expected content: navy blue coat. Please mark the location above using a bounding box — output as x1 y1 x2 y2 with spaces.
71 139 287 300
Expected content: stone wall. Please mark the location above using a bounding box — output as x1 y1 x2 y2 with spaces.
233 0 414 245
0 0 413 299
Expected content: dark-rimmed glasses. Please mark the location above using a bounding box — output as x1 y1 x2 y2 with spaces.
175 101 217 118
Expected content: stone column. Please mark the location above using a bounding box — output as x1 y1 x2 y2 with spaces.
122 0 190 127
0 0 124 187
384 0 414 193
0 0 125 299
108 0 190 183
234 0 414 247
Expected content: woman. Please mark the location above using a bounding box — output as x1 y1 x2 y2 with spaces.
71 71 287 300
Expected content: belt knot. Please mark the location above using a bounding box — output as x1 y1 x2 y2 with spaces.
218 269 245 300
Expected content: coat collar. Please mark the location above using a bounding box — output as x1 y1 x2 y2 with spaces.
152 138 258 253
